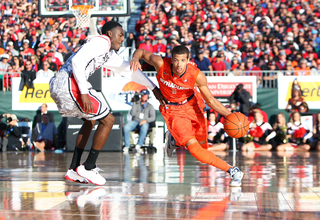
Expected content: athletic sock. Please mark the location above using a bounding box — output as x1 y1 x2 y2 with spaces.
70 147 84 171
84 148 100 170
187 142 231 172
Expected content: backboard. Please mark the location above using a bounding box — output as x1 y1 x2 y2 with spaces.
39 0 130 18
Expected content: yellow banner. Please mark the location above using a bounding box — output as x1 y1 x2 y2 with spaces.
286 82 320 102
19 83 54 103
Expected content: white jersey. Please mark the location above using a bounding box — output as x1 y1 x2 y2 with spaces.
60 34 156 94
60 35 112 94
50 34 156 120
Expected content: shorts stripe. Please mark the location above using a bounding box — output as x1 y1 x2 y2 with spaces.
68 76 109 120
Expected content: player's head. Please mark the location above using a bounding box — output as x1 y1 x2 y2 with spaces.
171 45 189 75
101 21 124 51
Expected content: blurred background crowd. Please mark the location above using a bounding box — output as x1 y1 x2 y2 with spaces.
1 0 320 89
130 0 320 78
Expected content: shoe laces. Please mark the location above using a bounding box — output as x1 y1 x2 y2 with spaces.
92 167 103 174
230 167 239 177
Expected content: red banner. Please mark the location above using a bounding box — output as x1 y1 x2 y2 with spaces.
207 82 253 97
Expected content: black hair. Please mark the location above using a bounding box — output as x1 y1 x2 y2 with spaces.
101 21 122 36
251 103 260 110
236 83 244 89
171 45 190 59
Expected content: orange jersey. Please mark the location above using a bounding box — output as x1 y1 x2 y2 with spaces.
156 57 200 103
158 58 208 146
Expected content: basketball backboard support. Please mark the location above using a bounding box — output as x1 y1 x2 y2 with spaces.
39 0 130 18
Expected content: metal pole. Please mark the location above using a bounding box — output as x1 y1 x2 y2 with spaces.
232 138 236 167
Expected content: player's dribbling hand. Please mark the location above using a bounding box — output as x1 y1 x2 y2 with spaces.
130 58 142 72
152 87 167 107
81 94 93 115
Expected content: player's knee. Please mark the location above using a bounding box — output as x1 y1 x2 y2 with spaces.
100 114 115 126
84 119 95 128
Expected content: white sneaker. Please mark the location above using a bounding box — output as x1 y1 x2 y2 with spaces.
229 166 244 187
135 145 143 153
123 147 129 153
76 187 107 208
165 131 177 157
65 169 88 184
76 165 106 186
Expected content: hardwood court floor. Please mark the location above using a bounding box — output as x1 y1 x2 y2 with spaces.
0 149 320 220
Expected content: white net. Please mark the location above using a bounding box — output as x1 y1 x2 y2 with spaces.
71 5 94 28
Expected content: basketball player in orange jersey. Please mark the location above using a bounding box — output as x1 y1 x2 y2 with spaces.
130 45 244 187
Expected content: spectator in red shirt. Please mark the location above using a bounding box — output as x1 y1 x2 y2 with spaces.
152 36 166 55
138 36 154 53
135 12 147 33
46 53 57 72
245 57 261 84
212 53 226 76
248 104 269 123
156 10 168 27
22 40 35 56
276 51 287 70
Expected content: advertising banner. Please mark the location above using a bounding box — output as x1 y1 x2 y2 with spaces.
12 78 58 111
102 76 257 111
11 76 257 111
206 76 257 103
278 76 320 109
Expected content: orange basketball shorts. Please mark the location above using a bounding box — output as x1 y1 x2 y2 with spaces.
160 97 207 146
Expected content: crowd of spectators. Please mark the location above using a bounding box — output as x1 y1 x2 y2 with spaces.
1 0 320 89
0 1 113 91
130 0 320 87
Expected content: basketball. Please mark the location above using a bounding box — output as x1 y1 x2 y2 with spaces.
224 112 250 138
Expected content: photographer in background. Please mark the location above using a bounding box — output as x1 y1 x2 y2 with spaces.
123 89 156 153
229 83 251 116
1 114 23 152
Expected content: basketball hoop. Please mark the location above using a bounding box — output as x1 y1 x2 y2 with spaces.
71 5 94 28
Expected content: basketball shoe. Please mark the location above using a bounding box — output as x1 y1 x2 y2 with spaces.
165 131 177 157
76 165 106 186
228 166 244 187
65 169 88 184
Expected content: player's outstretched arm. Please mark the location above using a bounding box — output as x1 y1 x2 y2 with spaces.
130 49 163 72
195 71 231 117
130 49 167 106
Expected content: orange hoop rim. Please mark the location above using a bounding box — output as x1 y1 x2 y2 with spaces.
71 5 94 15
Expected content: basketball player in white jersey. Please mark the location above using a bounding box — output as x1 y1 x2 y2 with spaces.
49 21 165 185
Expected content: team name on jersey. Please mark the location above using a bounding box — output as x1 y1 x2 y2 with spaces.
159 77 189 90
